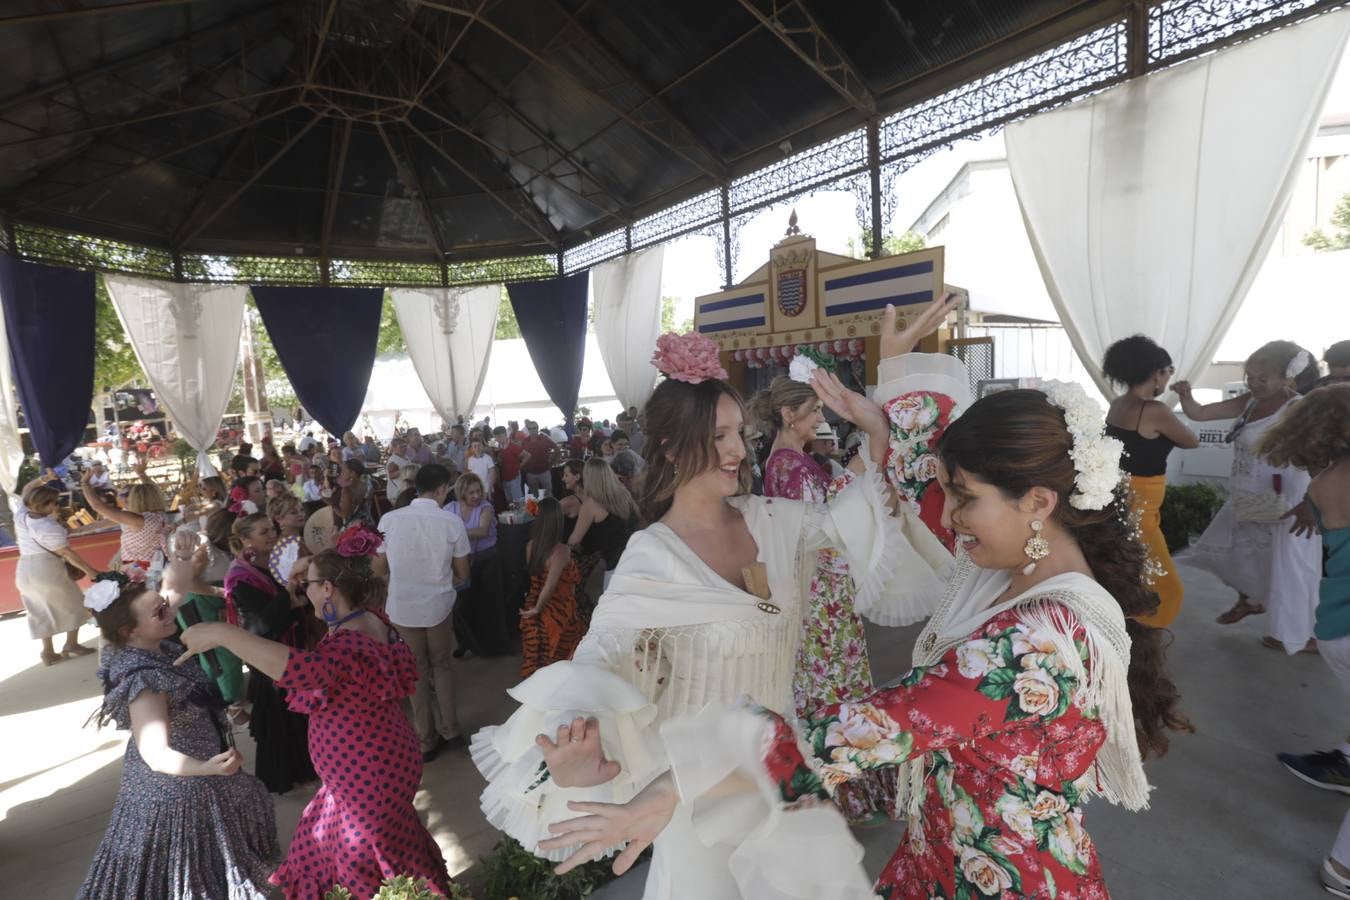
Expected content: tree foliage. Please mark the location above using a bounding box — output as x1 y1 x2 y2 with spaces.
495 288 522 339
1303 193 1350 252
845 230 927 259
660 295 692 334
92 274 145 392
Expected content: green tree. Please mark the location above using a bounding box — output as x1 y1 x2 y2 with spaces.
496 287 522 339
92 275 145 392
660 295 692 334
1303 192 1350 251
376 291 407 354
845 230 927 258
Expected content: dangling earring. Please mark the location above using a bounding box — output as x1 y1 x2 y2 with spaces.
1022 519 1050 576
321 596 337 625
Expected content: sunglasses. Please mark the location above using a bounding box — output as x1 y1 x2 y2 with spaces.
297 579 329 590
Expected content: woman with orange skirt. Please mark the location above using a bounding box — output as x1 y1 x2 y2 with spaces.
519 497 586 677
1103 336 1199 626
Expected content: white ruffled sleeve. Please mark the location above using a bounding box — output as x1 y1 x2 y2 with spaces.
803 434 951 625
660 704 876 900
875 351 972 409
470 660 667 861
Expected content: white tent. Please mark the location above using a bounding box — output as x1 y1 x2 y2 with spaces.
360 335 627 436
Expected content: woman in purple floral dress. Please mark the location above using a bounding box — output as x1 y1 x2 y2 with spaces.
752 373 896 822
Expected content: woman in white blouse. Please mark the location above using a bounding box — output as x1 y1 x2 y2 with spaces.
15 481 99 664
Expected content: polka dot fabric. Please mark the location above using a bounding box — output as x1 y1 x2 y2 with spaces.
270 613 453 898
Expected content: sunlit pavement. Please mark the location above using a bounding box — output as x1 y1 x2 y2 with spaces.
0 562 1343 899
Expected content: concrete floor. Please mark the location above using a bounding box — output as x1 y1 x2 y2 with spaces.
0 562 1344 899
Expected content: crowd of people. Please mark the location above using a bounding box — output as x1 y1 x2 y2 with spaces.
8 302 1350 898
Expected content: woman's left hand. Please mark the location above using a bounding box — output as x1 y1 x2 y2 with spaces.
174 622 230 665
540 770 679 876
810 369 887 438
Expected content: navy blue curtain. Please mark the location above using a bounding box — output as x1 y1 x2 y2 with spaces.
507 272 589 429
250 286 383 438
0 255 96 467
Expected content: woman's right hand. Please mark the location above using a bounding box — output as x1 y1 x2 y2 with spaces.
198 748 243 776
1172 381 1193 401
541 770 679 876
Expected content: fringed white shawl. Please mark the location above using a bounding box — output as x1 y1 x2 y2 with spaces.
901 551 1151 816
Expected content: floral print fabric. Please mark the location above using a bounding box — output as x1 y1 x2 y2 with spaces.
757 604 1110 900
762 447 898 822
883 390 960 549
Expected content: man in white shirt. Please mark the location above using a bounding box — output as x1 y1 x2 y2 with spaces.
379 464 472 761
297 430 317 453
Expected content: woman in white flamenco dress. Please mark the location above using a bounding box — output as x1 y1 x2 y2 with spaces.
471 300 962 900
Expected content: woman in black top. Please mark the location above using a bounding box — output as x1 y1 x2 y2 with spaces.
1103 336 1199 627
223 512 316 793
567 459 638 594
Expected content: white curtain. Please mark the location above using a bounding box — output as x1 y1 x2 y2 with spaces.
591 245 665 411
0 305 25 495
1005 9 1350 396
391 285 500 422
103 275 246 477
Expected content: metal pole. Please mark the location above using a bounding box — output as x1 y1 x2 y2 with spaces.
867 118 883 259
720 183 732 289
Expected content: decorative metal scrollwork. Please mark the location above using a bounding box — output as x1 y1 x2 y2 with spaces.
881 23 1128 163
562 228 627 275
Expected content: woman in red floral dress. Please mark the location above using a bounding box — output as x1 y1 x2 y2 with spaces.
537 320 1191 900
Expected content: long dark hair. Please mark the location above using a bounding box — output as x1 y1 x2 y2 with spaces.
635 378 752 524
527 497 565 577
938 389 1191 759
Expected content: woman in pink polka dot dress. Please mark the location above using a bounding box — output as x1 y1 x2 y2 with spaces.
178 541 454 899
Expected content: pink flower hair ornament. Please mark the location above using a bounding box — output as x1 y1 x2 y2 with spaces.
335 522 383 558
651 331 728 384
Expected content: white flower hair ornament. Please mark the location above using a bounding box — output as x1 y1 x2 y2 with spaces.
788 354 819 384
1286 349 1312 380
83 573 127 613
1038 380 1124 511
788 345 837 384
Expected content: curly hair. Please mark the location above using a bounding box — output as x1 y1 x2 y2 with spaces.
1102 335 1172 388
1259 383 1350 470
938 389 1192 759
635 378 751 524
308 548 386 609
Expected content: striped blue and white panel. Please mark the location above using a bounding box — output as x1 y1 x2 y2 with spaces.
822 260 934 318
696 291 766 333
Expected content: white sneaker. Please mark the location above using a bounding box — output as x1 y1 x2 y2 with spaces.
1322 858 1350 898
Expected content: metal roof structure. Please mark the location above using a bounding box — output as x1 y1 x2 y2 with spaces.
0 0 1343 286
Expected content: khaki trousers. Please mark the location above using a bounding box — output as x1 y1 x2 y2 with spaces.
395 615 461 750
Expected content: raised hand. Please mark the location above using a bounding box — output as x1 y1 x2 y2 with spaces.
541 770 679 876
810 369 886 437
1171 381 1194 401
536 716 621 789
880 292 962 360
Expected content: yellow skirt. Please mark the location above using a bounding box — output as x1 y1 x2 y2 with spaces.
1130 474 1184 628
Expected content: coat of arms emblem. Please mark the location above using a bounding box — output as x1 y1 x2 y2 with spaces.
776 266 807 317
